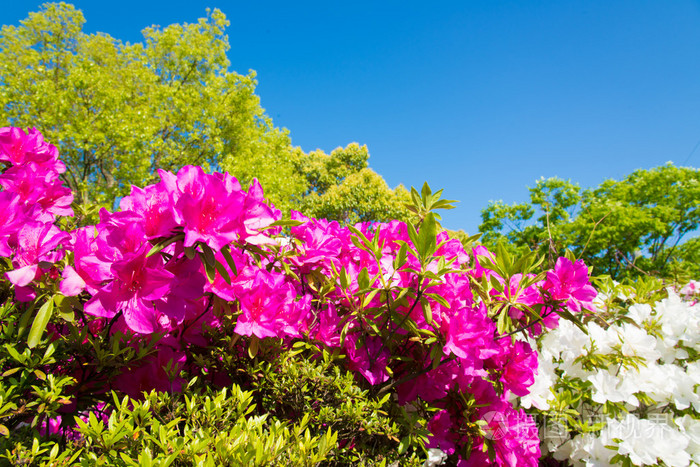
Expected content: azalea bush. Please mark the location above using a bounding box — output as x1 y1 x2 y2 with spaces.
522 277 700 466
0 127 599 466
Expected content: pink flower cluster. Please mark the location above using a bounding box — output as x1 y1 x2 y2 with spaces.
59 164 280 334
0 127 599 466
0 128 72 300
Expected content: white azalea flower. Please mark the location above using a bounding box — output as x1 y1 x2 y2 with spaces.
627 303 653 326
588 322 616 354
560 431 616 467
657 290 699 346
608 413 690 466
614 323 661 362
665 365 700 411
589 369 638 406
676 415 700 465
529 284 699 467
423 448 447 467
624 363 673 403
520 353 556 410
541 319 589 361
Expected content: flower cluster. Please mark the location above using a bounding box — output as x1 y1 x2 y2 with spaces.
0 127 600 466
523 280 700 466
0 127 72 300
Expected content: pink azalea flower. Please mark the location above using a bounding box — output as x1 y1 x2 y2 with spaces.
5 221 68 287
174 165 246 251
61 226 112 296
155 255 206 324
0 191 24 257
119 183 178 239
442 303 498 362
426 410 459 455
204 249 248 301
344 333 390 385
486 339 538 397
288 211 344 274
232 268 309 339
239 178 281 245
474 403 540 467
543 257 596 313
398 359 474 404
310 303 342 348
0 127 65 173
113 337 186 398
470 245 497 280
84 251 174 333
0 164 73 217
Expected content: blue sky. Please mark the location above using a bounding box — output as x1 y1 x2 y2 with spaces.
5 1 700 233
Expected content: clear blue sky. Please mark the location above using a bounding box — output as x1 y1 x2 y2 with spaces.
5 1 700 233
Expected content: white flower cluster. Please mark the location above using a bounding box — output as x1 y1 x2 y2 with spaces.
522 282 700 466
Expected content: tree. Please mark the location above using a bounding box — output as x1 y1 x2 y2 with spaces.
294 143 411 223
0 3 300 211
479 164 700 280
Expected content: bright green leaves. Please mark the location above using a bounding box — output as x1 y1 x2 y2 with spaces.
474 244 563 337
69 384 337 466
407 212 437 265
406 182 457 224
402 182 457 271
13 293 77 349
27 298 53 349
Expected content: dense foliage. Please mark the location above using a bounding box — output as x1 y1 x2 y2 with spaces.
479 165 700 280
0 127 600 465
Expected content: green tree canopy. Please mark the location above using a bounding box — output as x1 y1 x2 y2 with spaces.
0 3 409 223
294 143 411 223
479 164 700 280
0 2 302 210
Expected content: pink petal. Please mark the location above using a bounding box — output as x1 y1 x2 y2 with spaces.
59 265 86 296
6 264 38 287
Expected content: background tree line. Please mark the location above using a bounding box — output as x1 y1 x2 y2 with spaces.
479 164 700 281
1 3 698 281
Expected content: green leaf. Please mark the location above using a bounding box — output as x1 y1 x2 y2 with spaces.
357 267 370 290
407 222 420 252
53 294 75 322
16 304 34 339
416 212 437 261
248 336 259 358
184 246 196 260
214 260 231 285
339 266 349 290
394 242 408 270
421 298 433 325
265 219 305 228
424 292 450 309
397 436 410 455
28 297 54 348
220 246 238 277
420 182 431 204
200 244 216 267
203 261 216 283
146 233 184 257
